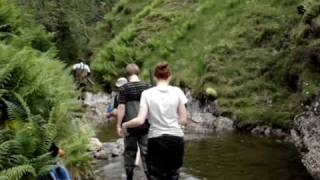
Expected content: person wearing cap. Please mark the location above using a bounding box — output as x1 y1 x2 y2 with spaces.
106 77 128 119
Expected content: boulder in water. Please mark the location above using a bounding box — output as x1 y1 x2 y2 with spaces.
92 138 124 160
214 117 234 132
89 138 103 151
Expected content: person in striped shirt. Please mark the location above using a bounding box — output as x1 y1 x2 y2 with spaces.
117 63 151 180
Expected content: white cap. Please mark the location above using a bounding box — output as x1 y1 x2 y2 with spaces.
115 77 128 87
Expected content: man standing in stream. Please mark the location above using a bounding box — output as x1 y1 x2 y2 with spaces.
117 63 151 180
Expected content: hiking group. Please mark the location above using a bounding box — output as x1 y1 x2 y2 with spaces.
114 62 188 180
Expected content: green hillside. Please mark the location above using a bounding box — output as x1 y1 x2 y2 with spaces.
93 0 320 128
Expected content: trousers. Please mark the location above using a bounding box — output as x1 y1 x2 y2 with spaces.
124 133 148 180
147 135 184 180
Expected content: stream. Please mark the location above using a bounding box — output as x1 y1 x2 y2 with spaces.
94 121 312 180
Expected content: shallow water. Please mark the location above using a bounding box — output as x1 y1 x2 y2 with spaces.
95 122 312 180
183 132 312 180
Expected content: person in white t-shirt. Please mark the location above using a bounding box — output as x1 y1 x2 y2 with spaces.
122 61 188 180
72 60 91 100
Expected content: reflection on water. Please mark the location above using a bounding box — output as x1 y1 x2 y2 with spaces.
95 124 312 180
95 120 118 142
184 132 312 180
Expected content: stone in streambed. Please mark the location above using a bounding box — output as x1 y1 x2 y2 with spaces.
92 138 124 159
214 117 234 132
89 138 103 151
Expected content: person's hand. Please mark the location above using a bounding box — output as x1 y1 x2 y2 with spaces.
121 127 129 136
117 126 124 137
106 112 111 119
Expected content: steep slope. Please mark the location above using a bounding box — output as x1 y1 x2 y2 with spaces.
93 0 320 128
15 0 115 63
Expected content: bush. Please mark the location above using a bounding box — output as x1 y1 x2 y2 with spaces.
0 1 93 179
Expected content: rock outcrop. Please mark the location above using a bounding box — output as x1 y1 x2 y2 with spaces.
83 92 113 126
291 97 320 179
185 90 234 134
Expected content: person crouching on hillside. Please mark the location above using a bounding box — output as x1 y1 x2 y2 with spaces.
122 61 188 180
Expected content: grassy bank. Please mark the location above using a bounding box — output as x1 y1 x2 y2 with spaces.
92 0 320 128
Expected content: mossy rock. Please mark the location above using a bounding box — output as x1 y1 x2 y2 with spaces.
205 87 218 99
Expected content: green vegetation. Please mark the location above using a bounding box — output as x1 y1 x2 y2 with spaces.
93 0 320 128
0 1 93 179
15 0 115 64
1 0 320 177
90 0 152 52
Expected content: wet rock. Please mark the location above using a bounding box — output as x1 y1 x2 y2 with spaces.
251 126 268 135
292 96 320 179
186 113 234 134
92 138 124 159
185 89 234 134
264 127 271 136
83 92 112 126
272 129 288 139
214 117 234 132
251 126 289 140
89 138 103 151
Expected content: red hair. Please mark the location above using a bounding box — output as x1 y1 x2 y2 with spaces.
154 61 171 80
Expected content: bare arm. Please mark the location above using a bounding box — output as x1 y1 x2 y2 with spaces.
122 105 148 129
178 103 187 125
117 104 125 136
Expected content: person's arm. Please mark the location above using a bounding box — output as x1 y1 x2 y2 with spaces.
117 104 125 137
117 87 126 137
178 103 187 125
122 91 148 129
122 104 148 129
86 65 91 76
177 88 188 125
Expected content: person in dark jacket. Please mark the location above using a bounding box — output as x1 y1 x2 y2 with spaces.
117 64 151 180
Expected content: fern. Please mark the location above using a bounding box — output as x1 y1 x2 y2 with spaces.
10 92 31 119
2 99 27 121
0 165 36 180
0 129 13 144
0 1 93 179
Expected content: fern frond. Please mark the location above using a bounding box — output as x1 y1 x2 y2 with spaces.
0 175 9 180
0 140 19 168
2 99 27 121
6 155 28 167
0 129 14 144
0 89 8 98
0 164 36 180
11 92 31 119
29 153 55 174
0 64 14 89
37 164 56 177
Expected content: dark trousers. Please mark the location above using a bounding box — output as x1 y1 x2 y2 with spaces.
124 134 148 180
147 135 184 180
